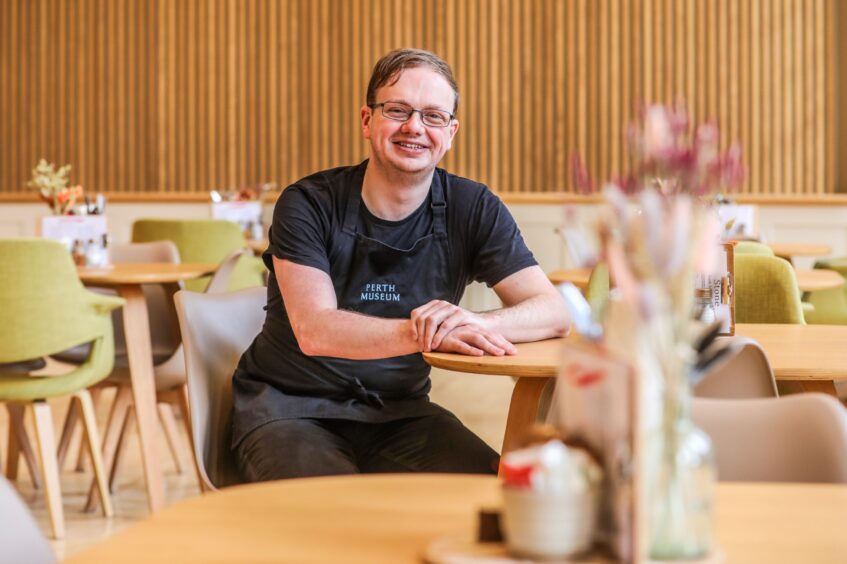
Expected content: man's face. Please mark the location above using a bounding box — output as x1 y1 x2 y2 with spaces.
361 67 460 177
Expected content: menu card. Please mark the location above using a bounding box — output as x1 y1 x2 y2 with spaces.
550 341 642 562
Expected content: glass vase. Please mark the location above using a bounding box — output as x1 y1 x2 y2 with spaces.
648 421 716 559
647 368 716 560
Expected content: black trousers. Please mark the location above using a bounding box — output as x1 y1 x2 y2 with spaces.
235 408 499 481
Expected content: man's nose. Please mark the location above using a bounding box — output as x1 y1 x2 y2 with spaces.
401 110 426 134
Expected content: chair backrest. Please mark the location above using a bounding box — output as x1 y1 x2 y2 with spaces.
804 258 847 324
693 337 778 399
0 477 56 564
692 394 847 483
0 239 120 364
132 219 264 292
733 240 774 256
109 241 182 360
734 254 805 324
174 287 266 490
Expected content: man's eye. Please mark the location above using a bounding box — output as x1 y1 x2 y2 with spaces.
385 107 409 117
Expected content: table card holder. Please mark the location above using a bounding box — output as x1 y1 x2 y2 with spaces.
40 215 109 266
551 340 644 562
694 241 735 335
211 201 263 241
715 203 756 240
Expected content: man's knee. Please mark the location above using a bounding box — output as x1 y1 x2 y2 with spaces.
235 419 359 482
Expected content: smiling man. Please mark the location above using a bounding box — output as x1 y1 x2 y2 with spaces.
231 49 569 481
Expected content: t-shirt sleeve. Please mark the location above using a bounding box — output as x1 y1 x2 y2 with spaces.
263 185 332 275
468 189 538 287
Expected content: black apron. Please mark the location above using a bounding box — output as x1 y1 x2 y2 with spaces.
315 169 452 405
231 168 457 446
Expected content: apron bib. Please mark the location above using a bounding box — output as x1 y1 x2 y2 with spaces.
287 169 453 408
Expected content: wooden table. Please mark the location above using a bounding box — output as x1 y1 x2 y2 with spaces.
795 268 845 292
733 323 847 396
547 268 592 290
426 324 847 451
768 242 832 263
77 263 217 512
425 339 566 454
66 474 847 563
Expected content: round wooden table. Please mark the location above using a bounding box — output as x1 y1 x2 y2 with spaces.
425 339 571 454
795 269 845 292
767 242 832 263
547 268 592 290
77 263 217 512
425 325 847 452
65 474 847 563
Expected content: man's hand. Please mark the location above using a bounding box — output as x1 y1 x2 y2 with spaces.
432 325 517 357
410 299 487 352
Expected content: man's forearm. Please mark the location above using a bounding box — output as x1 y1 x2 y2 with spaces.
478 291 569 343
293 308 420 360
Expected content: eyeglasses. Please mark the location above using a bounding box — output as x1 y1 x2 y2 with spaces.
370 101 454 128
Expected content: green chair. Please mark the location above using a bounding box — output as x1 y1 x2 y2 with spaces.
0 239 122 539
132 219 266 292
733 241 775 256
586 262 610 322
803 258 847 325
734 254 805 324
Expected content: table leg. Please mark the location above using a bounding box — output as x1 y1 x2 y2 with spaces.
118 285 165 512
501 377 553 456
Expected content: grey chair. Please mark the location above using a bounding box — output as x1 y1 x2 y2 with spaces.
692 394 847 483
0 476 56 563
174 287 266 491
693 337 778 399
51 242 246 509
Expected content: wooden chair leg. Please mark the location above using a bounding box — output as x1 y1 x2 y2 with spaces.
75 390 113 518
176 384 205 491
31 401 65 540
56 398 81 470
110 406 134 491
85 385 132 513
5 404 21 481
7 403 42 489
158 404 186 474
73 387 102 473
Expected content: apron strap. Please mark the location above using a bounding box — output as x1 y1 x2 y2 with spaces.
430 170 448 237
342 164 449 238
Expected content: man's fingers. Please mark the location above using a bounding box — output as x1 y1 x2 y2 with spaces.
431 309 471 349
410 300 443 339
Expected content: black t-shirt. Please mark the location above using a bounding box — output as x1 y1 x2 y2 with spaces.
231 160 537 446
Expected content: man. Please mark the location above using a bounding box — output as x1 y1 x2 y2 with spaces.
232 48 569 481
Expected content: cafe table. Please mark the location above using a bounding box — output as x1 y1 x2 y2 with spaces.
65 474 847 563
733 323 847 396
77 263 217 512
795 268 845 292
767 242 832 264
424 323 847 453
547 268 592 290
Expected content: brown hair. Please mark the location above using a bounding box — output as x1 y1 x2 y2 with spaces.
366 48 459 113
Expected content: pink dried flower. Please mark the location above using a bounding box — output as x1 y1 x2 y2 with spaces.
570 152 594 194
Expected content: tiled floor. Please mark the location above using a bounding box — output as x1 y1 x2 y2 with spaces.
1 367 514 560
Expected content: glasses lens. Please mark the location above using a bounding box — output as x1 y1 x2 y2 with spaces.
421 110 451 127
382 102 412 121
379 102 451 127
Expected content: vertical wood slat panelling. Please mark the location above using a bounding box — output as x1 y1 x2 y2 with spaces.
0 0 839 198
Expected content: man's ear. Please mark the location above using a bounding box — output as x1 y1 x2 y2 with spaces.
361 106 373 140
444 118 460 150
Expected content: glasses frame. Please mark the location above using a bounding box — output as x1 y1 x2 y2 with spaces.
369 102 455 128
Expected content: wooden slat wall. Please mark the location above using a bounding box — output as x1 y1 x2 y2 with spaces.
0 0 837 199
